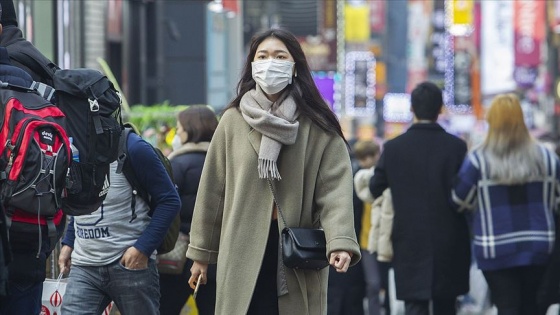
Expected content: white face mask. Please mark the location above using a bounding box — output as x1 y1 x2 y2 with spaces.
251 59 295 95
171 134 182 151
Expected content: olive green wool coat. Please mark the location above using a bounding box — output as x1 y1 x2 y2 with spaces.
186 108 361 315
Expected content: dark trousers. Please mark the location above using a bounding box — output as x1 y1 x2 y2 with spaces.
327 284 365 315
361 251 381 315
483 265 547 315
0 280 42 315
159 260 217 315
378 261 392 314
404 298 456 315
247 220 279 315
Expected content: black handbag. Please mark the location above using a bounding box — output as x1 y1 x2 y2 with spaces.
268 180 329 270
281 227 329 270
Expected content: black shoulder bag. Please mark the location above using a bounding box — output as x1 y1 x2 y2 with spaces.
267 180 329 270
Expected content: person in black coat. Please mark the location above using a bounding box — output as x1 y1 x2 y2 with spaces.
327 155 366 315
369 82 470 315
159 105 219 315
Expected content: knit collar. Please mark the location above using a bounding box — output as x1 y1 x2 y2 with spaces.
167 142 210 160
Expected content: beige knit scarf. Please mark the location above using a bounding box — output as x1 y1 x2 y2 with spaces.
239 86 299 180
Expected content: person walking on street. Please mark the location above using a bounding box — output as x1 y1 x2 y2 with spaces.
186 28 361 315
452 93 559 315
58 131 181 315
159 105 218 315
352 139 388 315
369 81 471 315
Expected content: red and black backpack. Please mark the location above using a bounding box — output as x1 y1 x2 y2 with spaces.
0 83 71 248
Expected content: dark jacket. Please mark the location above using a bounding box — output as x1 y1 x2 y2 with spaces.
0 25 56 85
0 46 32 86
328 167 365 290
168 144 208 235
369 123 470 300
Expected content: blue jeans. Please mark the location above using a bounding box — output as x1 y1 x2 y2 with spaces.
0 280 42 315
61 259 160 315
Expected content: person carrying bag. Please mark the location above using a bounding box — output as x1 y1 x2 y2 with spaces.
159 105 219 315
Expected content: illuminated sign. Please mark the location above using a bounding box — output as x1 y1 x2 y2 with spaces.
345 51 376 117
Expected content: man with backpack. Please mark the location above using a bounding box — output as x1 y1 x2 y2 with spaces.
0 7 68 314
57 129 180 314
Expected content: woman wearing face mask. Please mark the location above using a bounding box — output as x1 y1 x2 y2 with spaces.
159 105 219 315
186 28 361 315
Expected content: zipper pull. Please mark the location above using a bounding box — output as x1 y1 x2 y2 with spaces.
5 140 14 151
5 140 14 167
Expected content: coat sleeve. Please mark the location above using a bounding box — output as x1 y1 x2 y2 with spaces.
61 216 76 247
370 152 389 198
354 168 374 203
314 135 361 266
185 116 227 264
451 154 479 212
547 149 560 211
377 188 394 262
367 194 383 254
129 136 181 256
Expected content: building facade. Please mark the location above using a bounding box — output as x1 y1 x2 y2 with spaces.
13 0 243 111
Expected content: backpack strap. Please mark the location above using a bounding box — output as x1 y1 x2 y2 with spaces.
5 41 59 86
116 128 136 223
4 213 57 259
116 127 150 223
0 204 12 267
115 128 130 175
45 217 57 257
30 81 56 102
0 80 40 93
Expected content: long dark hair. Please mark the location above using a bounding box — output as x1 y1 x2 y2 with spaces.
224 28 346 143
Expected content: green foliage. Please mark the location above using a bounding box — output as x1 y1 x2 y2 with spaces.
125 103 218 153
125 102 190 132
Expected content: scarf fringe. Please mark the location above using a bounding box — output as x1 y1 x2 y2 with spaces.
258 159 282 180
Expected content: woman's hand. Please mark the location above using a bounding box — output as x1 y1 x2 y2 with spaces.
189 261 209 289
329 251 352 273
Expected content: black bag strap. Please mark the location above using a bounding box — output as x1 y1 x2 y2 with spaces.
116 128 140 223
30 81 56 102
0 203 12 267
4 213 57 259
267 179 288 229
116 124 174 223
0 80 40 94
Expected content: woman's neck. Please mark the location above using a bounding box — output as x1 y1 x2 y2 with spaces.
265 92 281 102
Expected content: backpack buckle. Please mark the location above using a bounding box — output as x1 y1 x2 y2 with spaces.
88 98 100 112
5 140 14 151
116 91 123 105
